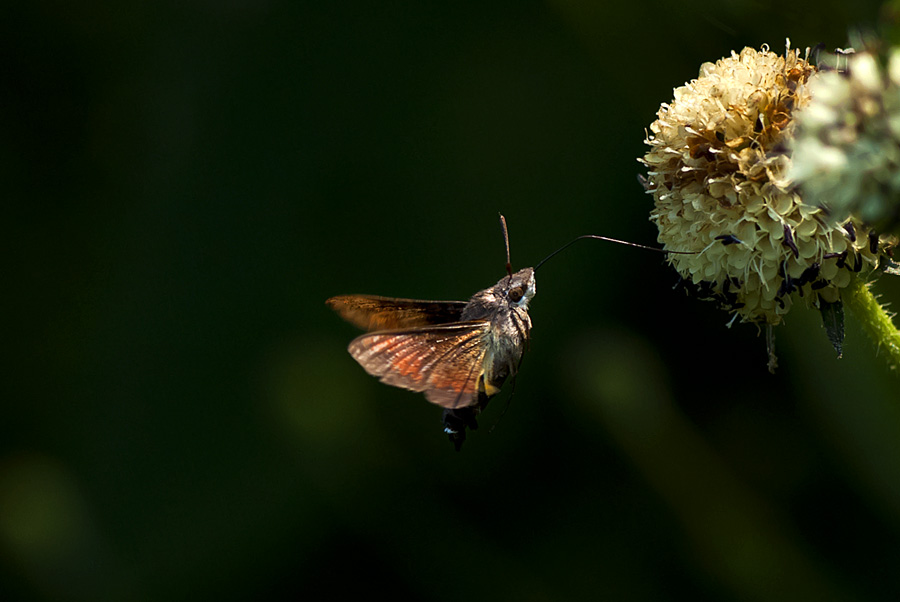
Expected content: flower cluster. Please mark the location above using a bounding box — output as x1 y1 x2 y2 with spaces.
641 44 888 325
789 48 900 229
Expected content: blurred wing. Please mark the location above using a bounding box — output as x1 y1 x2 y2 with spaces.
327 295 467 331
348 321 490 409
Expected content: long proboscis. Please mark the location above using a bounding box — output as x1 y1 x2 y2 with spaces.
534 234 695 271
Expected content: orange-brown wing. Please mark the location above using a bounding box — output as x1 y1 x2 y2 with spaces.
326 295 467 331
347 321 490 409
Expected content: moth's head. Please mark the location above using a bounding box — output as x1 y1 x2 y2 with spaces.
498 267 535 308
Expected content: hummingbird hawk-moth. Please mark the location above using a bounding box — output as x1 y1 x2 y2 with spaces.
328 215 685 450
327 216 533 450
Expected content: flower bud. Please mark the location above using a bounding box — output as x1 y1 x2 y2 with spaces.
789 47 900 230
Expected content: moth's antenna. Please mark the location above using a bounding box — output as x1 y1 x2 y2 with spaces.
499 213 513 278
535 234 696 271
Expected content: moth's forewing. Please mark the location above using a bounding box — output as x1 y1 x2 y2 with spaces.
347 321 490 409
326 295 467 331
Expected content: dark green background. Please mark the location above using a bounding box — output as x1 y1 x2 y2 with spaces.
5 1 900 600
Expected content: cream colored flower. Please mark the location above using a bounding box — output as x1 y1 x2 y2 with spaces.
789 48 900 229
641 44 887 325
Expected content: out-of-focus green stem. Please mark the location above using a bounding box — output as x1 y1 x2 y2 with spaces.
844 275 900 372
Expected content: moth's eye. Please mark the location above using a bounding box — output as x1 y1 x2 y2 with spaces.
508 286 524 302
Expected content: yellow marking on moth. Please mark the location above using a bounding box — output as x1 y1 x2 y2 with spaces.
483 381 501 396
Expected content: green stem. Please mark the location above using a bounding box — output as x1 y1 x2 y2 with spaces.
844 275 900 372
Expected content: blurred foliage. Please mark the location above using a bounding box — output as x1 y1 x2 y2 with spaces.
4 1 900 600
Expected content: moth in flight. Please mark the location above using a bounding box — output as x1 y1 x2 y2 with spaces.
328 216 532 450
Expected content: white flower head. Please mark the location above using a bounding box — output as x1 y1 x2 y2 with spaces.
641 44 888 325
